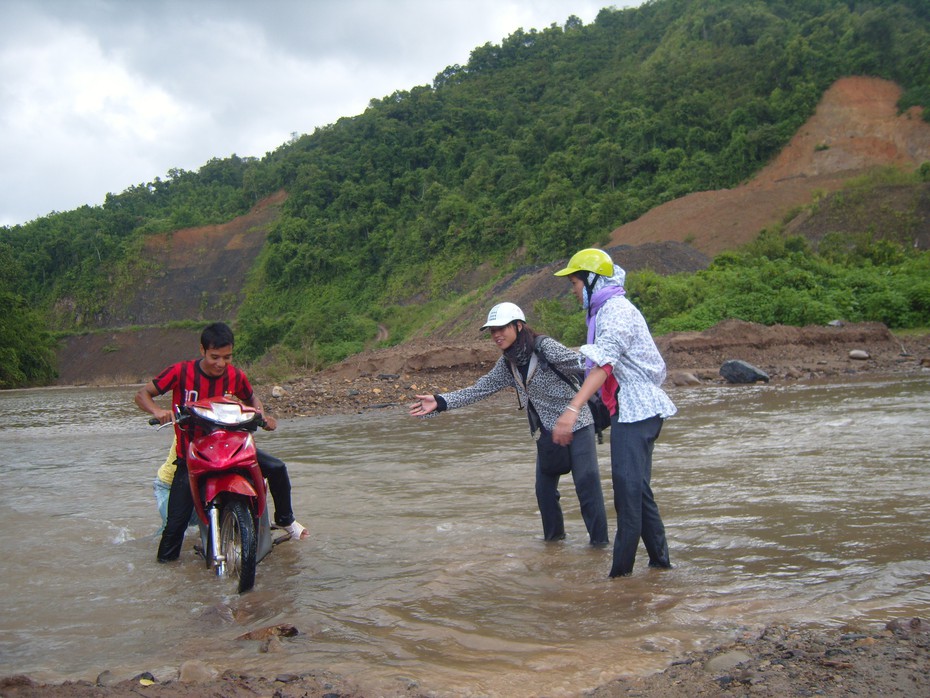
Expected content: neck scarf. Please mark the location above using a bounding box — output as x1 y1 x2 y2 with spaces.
586 285 626 346
585 283 625 413
503 324 535 367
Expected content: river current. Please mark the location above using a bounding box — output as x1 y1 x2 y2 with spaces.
0 376 928 696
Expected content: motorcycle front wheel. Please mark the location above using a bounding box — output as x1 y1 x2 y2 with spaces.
219 498 258 593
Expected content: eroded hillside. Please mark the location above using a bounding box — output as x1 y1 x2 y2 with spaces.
609 77 930 256
122 190 288 326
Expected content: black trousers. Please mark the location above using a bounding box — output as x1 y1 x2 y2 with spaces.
157 448 294 562
608 415 670 577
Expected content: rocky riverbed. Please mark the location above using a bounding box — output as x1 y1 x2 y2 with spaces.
2 617 927 697
258 320 930 419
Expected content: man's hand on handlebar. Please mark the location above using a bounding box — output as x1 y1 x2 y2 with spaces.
150 408 173 425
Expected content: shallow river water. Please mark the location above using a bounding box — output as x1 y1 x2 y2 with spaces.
1 376 928 696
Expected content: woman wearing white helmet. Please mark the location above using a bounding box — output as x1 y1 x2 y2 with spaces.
410 302 609 546
553 248 676 578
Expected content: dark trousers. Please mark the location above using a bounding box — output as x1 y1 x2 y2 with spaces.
157 448 295 562
535 424 610 545
608 415 670 577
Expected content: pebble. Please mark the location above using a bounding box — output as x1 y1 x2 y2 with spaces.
705 650 752 673
95 670 117 686
668 370 701 385
179 659 218 683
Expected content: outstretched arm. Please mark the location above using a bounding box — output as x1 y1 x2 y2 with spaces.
409 394 438 416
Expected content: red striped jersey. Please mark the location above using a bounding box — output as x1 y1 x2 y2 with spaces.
151 359 254 459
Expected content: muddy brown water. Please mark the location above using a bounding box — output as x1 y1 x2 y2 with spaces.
1 377 928 697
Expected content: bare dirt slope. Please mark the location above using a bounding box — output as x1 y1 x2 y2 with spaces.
55 193 286 385
416 240 712 343
610 77 930 256
56 327 203 386
116 190 287 327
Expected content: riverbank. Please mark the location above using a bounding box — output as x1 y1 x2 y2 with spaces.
257 320 930 419
2 617 928 697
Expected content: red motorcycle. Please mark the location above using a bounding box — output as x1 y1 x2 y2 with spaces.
153 397 274 593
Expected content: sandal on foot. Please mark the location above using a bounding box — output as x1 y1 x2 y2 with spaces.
284 520 309 540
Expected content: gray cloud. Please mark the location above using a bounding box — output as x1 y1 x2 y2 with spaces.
0 0 638 226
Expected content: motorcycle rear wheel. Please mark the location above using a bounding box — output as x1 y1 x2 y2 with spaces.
219 498 258 593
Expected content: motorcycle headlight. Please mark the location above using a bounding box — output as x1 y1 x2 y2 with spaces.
190 402 257 426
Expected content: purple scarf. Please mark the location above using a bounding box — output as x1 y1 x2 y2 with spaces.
585 284 626 408
586 285 626 345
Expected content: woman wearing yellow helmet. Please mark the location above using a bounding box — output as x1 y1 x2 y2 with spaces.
554 249 677 578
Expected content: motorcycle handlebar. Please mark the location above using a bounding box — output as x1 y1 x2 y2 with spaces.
147 407 265 431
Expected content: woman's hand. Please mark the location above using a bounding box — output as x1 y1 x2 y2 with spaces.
409 394 437 417
553 365 609 445
552 409 577 446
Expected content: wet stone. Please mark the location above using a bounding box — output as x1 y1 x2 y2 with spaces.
720 359 770 383
705 649 753 673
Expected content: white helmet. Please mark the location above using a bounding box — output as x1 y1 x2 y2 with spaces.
480 302 525 331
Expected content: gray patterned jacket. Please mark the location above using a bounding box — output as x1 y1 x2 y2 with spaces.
436 336 594 434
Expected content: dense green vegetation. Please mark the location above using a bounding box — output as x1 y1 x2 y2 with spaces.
3 0 930 386
0 244 56 388
630 233 930 334
534 171 930 347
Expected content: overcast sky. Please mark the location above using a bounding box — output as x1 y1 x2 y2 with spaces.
0 0 644 227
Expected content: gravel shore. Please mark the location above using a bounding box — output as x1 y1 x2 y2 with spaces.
2 618 927 697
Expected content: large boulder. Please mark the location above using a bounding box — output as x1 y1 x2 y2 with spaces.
720 359 770 384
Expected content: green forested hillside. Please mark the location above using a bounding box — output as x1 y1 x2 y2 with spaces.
2 0 930 387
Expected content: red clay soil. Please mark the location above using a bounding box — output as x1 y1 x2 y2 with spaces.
609 77 930 257
109 190 286 328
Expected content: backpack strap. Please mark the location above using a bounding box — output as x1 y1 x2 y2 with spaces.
510 343 544 434
535 335 581 391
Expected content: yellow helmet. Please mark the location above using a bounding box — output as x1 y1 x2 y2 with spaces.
553 248 614 277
